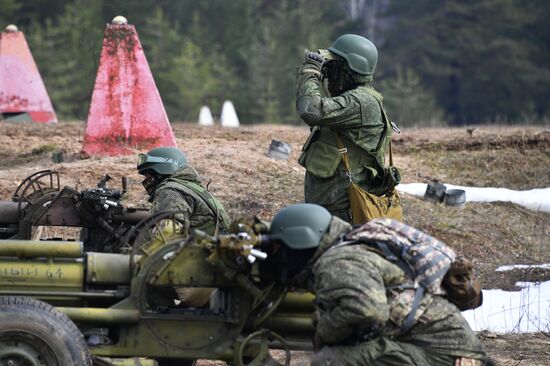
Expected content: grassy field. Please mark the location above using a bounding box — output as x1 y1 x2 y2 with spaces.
0 121 548 365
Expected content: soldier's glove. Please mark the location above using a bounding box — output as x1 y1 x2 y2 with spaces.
304 49 325 68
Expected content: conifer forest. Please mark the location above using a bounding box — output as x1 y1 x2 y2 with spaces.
1 0 549 126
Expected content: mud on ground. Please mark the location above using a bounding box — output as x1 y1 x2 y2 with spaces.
0 121 548 365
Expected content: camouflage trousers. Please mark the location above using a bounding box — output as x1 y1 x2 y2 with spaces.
309 337 459 366
304 170 350 213
328 208 352 223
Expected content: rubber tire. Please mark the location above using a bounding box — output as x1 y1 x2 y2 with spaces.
0 296 92 366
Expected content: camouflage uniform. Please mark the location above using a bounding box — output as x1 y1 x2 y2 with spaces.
296 60 392 222
299 217 487 366
149 165 230 307
150 165 230 237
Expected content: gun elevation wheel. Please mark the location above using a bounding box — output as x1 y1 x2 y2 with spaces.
0 296 92 366
127 211 186 274
12 170 60 214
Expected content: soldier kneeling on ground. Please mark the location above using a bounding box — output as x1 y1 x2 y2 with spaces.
261 203 494 366
137 146 231 307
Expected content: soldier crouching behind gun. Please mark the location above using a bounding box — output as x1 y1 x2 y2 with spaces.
137 146 231 307
260 203 494 366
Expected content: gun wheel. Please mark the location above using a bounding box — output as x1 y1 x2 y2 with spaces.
0 296 92 366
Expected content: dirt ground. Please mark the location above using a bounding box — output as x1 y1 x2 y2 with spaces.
0 121 549 365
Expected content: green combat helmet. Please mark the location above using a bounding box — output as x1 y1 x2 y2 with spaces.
322 34 378 76
269 203 332 250
137 147 187 176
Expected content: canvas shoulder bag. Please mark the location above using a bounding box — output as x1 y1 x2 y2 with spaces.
334 132 402 224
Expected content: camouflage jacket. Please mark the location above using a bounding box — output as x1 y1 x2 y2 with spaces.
150 166 230 236
296 59 393 211
300 217 486 359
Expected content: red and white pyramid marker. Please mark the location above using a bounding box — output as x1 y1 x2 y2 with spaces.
0 24 57 123
82 16 176 156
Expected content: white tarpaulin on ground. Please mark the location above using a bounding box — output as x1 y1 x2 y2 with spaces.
463 281 550 333
397 183 550 213
496 264 550 272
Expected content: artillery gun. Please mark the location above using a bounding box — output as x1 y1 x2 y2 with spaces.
0 212 315 365
0 170 150 252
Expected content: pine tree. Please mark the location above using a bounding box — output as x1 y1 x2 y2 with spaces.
381 0 550 124
246 0 345 123
379 67 444 127
0 0 20 25
140 7 184 121
26 1 102 120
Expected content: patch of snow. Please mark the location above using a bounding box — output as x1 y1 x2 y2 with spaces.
495 264 550 272
462 281 550 333
396 183 429 197
397 183 550 213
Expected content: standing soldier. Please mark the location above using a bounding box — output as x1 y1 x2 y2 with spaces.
296 34 402 224
263 203 491 366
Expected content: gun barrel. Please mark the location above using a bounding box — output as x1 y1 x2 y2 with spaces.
0 201 23 224
0 255 84 301
0 240 83 258
278 292 315 313
111 208 150 225
262 314 314 335
57 307 140 324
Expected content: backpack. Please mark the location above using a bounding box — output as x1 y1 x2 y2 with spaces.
343 218 483 330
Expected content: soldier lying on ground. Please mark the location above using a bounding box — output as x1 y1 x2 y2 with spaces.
260 203 493 366
137 146 230 307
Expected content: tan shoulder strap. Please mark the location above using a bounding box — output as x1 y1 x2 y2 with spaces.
333 130 353 182
334 123 393 172
389 139 394 166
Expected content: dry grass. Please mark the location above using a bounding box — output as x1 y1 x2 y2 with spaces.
0 121 548 286
0 121 549 364
401 148 549 189
479 332 550 366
